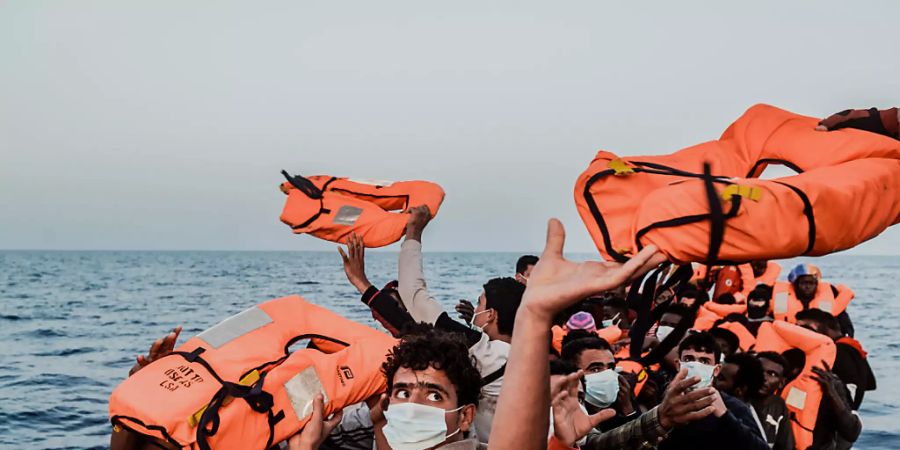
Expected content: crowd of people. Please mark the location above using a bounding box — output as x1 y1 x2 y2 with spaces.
111 108 891 450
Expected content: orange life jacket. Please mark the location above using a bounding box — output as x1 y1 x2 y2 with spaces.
717 321 756 352
616 360 649 396
772 281 854 322
109 295 396 450
279 173 445 248
575 104 900 264
755 321 837 450
712 264 756 302
754 261 781 287
693 302 747 331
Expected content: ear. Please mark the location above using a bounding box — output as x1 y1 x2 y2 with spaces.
674 359 681 372
457 404 477 432
713 364 721 379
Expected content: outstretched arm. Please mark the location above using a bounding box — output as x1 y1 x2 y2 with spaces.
397 205 445 324
488 219 661 450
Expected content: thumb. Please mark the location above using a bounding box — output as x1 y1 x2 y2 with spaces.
588 408 617 428
310 394 325 423
323 409 344 434
542 218 566 260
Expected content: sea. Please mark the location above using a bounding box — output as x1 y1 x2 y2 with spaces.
1 251 898 449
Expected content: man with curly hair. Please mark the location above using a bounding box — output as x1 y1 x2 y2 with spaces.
374 323 486 450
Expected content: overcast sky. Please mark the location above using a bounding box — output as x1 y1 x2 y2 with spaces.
2 1 898 254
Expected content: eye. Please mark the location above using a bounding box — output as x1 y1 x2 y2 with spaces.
426 391 442 402
394 389 409 400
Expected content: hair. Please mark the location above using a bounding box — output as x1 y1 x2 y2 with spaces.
382 323 482 407
713 313 750 328
516 255 539 275
561 336 612 364
795 309 840 333
663 302 696 324
550 358 579 376
680 286 710 306
748 285 773 302
756 351 789 375
724 353 765 398
561 329 597 349
781 349 805 383
710 327 740 355
602 296 628 313
678 331 722 362
483 277 526 336
715 293 737 305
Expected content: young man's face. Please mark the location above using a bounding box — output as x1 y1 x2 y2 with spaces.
794 275 818 300
389 366 472 436
759 358 786 397
676 348 721 381
601 305 629 328
577 348 616 374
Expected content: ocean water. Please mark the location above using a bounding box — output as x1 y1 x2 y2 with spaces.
0 251 897 449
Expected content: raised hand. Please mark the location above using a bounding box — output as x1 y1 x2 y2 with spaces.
129 326 182 376
287 394 344 450
338 233 373 294
455 299 475 324
551 370 616 446
521 219 663 321
811 362 848 402
404 205 432 242
816 107 899 139
657 369 718 429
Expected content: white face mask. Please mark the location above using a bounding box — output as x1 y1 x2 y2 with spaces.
382 402 464 450
656 325 675 342
681 361 716 388
583 369 620 408
470 309 491 333
601 313 621 329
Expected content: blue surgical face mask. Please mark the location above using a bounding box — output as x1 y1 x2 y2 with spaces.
583 369 619 408
656 325 675 342
601 313 621 329
681 360 716 389
382 402 464 450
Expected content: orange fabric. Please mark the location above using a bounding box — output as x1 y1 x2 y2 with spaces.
109 295 396 449
772 281 854 322
717 321 756 352
694 303 747 330
597 324 625 345
551 325 565 354
280 176 444 248
712 264 755 301
616 360 649 397
756 261 782 287
575 104 900 264
548 435 578 450
755 321 836 450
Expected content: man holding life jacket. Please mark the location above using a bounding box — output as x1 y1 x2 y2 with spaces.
772 264 855 336
751 352 795 450
398 205 523 443
560 336 639 433
657 332 769 450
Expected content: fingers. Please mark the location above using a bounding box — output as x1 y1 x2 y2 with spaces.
136 355 147 366
680 405 717 422
588 408 617 428
147 338 164 360
310 394 325 423
551 389 570 409
323 409 344 434
542 218 566 260
338 246 349 264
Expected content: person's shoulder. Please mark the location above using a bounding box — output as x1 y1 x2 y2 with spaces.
722 392 753 414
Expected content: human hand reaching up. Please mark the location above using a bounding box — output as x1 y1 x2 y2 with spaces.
287 394 343 450
521 219 663 322
338 233 373 294
404 205 432 242
551 370 616 446
816 107 899 139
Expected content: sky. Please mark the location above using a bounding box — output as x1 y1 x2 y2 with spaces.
1 1 898 254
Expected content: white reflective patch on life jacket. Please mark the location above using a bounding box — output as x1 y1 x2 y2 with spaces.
346 178 393 187
333 206 363 226
785 386 807 410
774 292 789 314
285 366 328 420
197 306 273 349
817 300 834 315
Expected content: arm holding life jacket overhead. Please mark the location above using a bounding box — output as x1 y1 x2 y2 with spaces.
397 205 449 324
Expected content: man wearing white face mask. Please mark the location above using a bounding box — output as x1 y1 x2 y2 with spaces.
658 332 769 450
373 324 486 450
560 336 638 433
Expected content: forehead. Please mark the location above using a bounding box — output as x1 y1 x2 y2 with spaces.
680 348 714 360
579 348 614 365
760 358 784 374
